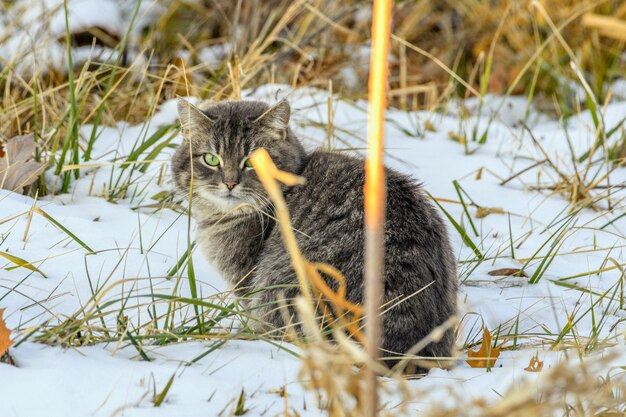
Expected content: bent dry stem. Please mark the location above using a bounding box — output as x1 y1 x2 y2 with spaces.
364 0 393 415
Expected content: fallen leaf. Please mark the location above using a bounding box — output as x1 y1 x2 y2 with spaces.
466 327 501 369
475 206 505 218
488 268 528 278
0 308 13 358
524 353 544 372
0 134 46 192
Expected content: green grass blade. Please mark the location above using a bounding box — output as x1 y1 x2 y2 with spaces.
127 124 177 163
56 0 81 192
452 180 479 237
127 330 151 362
34 207 95 254
153 371 176 407
0 251 47 278
138 133 177 173
189 339 228 364
430 193 483 259
167 241 197 278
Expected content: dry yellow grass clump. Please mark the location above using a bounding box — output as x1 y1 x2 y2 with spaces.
3 0 626 147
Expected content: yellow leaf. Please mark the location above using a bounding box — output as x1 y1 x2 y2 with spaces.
524 353 544 372
0 251 47 278
0 309 13 358
466 327 501 368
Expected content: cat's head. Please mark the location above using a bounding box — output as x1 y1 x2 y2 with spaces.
171 99 305 214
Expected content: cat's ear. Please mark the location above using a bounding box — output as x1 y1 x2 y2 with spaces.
256 99 290 137
177 98 215 139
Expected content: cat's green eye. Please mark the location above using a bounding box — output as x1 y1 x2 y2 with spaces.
243 158 253 169
203 153 220 167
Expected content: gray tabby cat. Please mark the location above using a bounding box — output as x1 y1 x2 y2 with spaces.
171 98 458 371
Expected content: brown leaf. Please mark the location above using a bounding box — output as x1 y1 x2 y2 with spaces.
0 134 46 192
488 268 528 278
466 327 501 368
0 308 13 358
475 207 505 218
524 353 544 372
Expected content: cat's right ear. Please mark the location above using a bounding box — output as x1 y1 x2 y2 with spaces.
256 99 290 139
177 98 215 140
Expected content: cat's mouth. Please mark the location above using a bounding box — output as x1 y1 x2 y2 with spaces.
215 192 242 203
198 188 257 213
218 190 244 202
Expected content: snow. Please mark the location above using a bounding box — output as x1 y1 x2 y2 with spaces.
2 342 306 417
196 43 234 71
0 84 625 416
0 0 157 76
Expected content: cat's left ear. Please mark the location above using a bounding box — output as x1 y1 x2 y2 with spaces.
257 99 290 138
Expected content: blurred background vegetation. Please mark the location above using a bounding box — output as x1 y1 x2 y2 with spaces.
141 0 626 104
1 0 626 143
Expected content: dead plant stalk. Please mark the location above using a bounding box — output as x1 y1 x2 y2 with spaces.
364 1 393 416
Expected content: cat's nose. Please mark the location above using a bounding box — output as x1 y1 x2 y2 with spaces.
224 181 238 191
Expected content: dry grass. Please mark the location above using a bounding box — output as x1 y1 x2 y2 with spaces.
298 315 625 417
3 0 626 147
423 352 625 417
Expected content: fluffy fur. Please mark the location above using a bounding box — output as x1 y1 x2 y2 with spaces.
171 98 458 371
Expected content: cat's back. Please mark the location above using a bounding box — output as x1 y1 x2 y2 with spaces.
287 150 366 223
281 150 443 257
285 150 427 229
283 150 456 286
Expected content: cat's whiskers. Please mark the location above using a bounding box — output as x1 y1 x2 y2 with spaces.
244 190 274 213
241 190 272 238
245 190 276 220
193 183 256 215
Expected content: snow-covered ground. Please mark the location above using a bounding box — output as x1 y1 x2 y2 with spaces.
0 0 163 76
1 85 625 416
